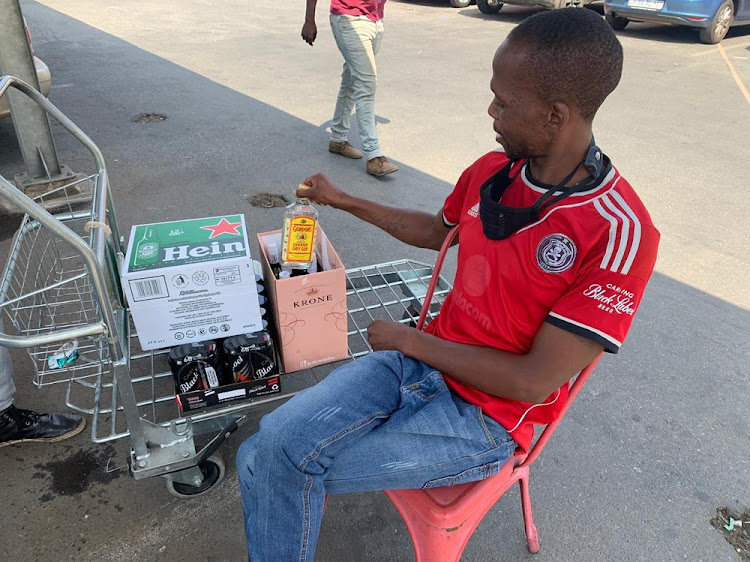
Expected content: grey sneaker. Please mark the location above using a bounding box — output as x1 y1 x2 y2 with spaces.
329 141 363 159
366 156 399 177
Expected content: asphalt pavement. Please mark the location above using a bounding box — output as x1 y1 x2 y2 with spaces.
0 0 748 560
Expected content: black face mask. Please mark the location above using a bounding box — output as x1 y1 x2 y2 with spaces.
479 139 611 241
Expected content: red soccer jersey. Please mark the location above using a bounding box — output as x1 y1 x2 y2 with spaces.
330 0 386 21
425 149 660 452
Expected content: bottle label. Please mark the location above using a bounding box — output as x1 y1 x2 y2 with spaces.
136 242 159 259
282 216 317 263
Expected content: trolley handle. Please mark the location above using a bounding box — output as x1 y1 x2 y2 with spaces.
0 180 114 348
0 323 108 349
0 76 117 350
0 75 113 264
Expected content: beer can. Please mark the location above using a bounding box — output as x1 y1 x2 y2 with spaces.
169 341 225 394
222 332 278 383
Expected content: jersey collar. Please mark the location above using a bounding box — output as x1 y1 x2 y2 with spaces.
520 161 616 197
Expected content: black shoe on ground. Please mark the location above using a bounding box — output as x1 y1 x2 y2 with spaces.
0 405 86 448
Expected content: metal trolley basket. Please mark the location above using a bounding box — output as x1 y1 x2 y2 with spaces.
0 76 453 496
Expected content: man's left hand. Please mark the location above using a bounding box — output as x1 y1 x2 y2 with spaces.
367 320 415 353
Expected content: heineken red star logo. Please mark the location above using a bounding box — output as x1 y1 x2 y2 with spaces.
201 218 243 239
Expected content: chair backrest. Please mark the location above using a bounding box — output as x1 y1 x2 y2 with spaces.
519 354 601 467
418 226 602 467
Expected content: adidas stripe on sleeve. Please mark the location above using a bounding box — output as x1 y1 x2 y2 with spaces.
547 191 659 353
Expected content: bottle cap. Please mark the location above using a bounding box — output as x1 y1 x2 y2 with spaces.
279 270 291 279
297 184 311 200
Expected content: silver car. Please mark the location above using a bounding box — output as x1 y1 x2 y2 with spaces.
477 0 596 12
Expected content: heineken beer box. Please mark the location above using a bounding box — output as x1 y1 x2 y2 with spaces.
122 215 263 351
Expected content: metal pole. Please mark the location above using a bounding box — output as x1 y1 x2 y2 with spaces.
0 0 67 184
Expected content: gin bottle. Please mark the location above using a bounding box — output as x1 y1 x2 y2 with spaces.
281 185 318 271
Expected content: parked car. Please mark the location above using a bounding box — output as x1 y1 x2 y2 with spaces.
0 20 52 119
477 0 596 14
604 0 750 43
442 0 476 7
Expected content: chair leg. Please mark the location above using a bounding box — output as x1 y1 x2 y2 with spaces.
519 475 540 554
387 497 474 562
408 517 474 562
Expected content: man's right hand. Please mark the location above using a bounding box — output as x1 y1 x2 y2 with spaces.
298 174 348 208
301 21 317 46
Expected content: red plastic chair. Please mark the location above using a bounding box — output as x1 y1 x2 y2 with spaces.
383 227 603 561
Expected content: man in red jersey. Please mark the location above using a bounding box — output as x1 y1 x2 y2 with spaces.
302 0 399 177
237 8 659 561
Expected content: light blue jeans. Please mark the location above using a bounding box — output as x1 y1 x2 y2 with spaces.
329 14 385 160
236 351 516 562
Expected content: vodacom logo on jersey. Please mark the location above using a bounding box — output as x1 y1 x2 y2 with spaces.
452 289 492 330
582 283 636 316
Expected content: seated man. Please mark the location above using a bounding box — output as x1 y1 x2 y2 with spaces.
236 8 660 561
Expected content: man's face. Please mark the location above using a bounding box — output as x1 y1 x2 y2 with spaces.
488 42 553 161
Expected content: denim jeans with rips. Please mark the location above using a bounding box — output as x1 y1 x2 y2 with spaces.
235 350 516 561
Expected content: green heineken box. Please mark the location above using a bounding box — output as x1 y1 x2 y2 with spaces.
122 215 263 351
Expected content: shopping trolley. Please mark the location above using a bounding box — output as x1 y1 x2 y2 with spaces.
0 75 453 496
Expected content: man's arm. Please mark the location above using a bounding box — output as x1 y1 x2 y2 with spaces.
302 0 318 46
299 173 454 251
367 320 603 403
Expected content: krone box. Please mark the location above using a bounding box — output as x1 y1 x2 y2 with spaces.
122 215 263 351
258 229 348 373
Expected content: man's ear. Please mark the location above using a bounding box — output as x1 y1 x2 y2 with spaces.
549 101 570 131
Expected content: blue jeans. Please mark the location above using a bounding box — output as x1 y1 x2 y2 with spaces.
236 351 516 562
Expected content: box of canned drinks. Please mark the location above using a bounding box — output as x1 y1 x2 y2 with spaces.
171 337 281 412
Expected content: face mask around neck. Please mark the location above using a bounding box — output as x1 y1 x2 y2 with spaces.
478 139 610 241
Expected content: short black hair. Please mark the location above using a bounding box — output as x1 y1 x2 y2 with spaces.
506 8 624 121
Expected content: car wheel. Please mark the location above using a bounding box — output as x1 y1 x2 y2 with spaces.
450 0 472 7
698 0 733 44
477 0 504 13
605 12 630 30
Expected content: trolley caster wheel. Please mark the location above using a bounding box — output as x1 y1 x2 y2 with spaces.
166 453 226 498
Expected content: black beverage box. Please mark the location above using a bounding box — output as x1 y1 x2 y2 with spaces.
176 374 281 413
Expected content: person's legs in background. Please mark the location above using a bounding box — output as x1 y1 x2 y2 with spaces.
328 41 363 160
0 319 86 448
329 15 398 177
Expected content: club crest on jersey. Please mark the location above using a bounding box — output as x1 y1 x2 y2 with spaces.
536 234 577 274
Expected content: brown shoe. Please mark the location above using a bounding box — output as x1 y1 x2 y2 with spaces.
366 156 399 177
329 141 363 159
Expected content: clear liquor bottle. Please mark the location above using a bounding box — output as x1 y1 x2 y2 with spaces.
281 185 318 271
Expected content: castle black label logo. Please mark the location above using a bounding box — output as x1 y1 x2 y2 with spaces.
536 234 577 274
